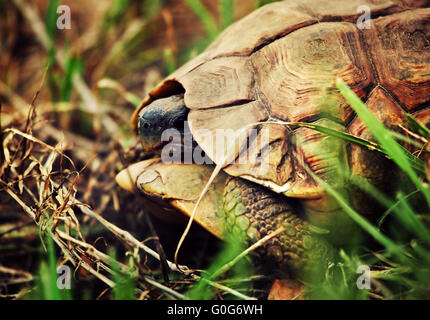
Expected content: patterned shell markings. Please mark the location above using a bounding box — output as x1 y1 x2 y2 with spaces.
134 0 430 198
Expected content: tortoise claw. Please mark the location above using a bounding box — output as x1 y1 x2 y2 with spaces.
116 159 161 193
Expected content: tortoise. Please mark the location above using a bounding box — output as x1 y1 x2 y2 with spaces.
116 0 430 297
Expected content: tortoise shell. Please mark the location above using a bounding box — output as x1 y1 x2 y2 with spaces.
132 0 430 200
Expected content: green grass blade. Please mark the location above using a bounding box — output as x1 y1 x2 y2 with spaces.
103 0 129 31
337 78 430 204
109 249 136 300
46 234 62 300
60 50 84 102
179 37 213 61
389 131 424 149
264 120 423 173
296 122 385 153
334 157 430 245
405 113 430 139
45 0 60 42
187 237 251 300
164 48 176 74
341 168 428 239
143 0 163 20
256 0 277 8
219 0 234 29
394 192 430 244
45 0 59 74
262 120 385 154
377 190 420 229
307 168 409 263
29 233 72 300
314 125 424 174
185 0 220 40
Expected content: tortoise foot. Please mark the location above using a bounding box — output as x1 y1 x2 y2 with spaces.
268 279 304 300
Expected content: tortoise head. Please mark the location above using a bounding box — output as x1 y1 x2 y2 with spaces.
136 94 189 153
115 92 227 237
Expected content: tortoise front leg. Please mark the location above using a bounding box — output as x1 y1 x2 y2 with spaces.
222 176 334 280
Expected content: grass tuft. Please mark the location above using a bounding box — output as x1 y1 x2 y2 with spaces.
185 0 220 41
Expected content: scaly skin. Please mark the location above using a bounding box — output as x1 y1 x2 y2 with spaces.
222 176 334 277
116 160 336 279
